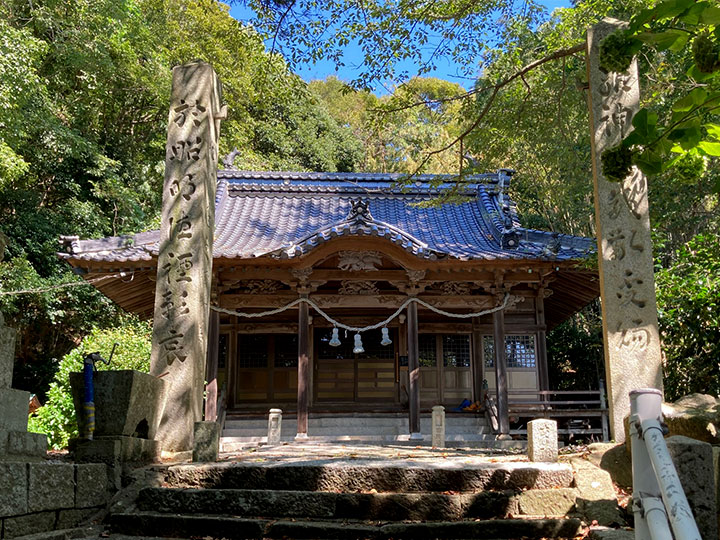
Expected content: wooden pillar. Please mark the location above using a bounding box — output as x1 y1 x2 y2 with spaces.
204 310 220 421
536 293 550 392
296 299 310 438
471 318 483 403
407 301 421 437
493 308 510 436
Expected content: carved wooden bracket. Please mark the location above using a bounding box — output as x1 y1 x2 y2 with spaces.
284 267 325 294
339 280 379 295
389 280 430 296
338 251 382 271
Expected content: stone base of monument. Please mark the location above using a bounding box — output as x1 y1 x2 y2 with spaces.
73 436 162 490
74 436 162 464
0 429 47 459
69 369 166 483
193 421 219 463
0 387 48 460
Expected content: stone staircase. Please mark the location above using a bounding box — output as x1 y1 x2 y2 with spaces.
221 412 517 450
107 459 584 539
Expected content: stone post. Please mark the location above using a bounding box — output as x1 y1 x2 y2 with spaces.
150 62 226 452
527 418 558 462
0 313 47 458
268 409 282 444
431 405 445 448
586 19 663 442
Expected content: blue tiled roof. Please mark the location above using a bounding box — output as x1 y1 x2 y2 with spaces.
60 170 595 263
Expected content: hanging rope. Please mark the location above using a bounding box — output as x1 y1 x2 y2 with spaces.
0 272 132 297
211 293 510 333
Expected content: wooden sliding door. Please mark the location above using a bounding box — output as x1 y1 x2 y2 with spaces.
235 333 298 404
314 328 397 403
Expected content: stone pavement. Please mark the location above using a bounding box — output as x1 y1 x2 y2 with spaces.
214 441 528 467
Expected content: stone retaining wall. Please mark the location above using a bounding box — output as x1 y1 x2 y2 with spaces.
0 462 110 539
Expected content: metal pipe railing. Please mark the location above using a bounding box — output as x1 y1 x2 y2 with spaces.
630 389 702 540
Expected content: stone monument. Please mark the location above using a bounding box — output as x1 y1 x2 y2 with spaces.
268 409 282 445
527 418 558 463
0 312 47 458
69 369 168 469
150 62 226 452
431 405 445 448
586 19 663 441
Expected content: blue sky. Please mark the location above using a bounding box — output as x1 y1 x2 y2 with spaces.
229 1 571 92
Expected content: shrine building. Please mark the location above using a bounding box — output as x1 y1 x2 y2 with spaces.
58 168 599 439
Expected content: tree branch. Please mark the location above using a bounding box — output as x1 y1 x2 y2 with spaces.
415 42 586 165
269 0 298 56
376 41 585 115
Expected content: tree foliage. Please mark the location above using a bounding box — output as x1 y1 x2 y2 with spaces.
246 0 532 90
656 234 720 400
0 0 364 398
311 75 467 173
599 0 720 186
547 303 604 391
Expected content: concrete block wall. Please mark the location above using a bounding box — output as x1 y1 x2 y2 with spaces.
0 462 111 539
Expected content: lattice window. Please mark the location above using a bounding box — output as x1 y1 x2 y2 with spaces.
506 335 536 368
237 334 268 368
316 329 354 360
483 335 495 368
484 335 537 368
418 334 437 367
443 335 470 367
274 334 298 367
358 329 394 360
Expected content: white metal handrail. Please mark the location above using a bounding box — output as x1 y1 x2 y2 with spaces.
630 389 702 540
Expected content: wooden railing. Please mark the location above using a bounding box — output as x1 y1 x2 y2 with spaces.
508 380 609 440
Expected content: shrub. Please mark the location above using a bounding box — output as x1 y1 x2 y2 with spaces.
656 234 720 400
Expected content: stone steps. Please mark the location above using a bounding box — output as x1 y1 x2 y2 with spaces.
108 512 583 539
136 486 569 521
224 418 489 427
225 411 487 422
105 460 584 540
162 461 574 492
220 435 522 452
223 425 492 437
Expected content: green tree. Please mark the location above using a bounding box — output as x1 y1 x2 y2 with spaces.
312 76 467 174
599 0 720 184
656 234 720 400
0 0 365 399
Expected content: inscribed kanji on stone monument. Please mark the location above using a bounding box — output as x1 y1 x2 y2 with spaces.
150 62 225 452
586 19 663 441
